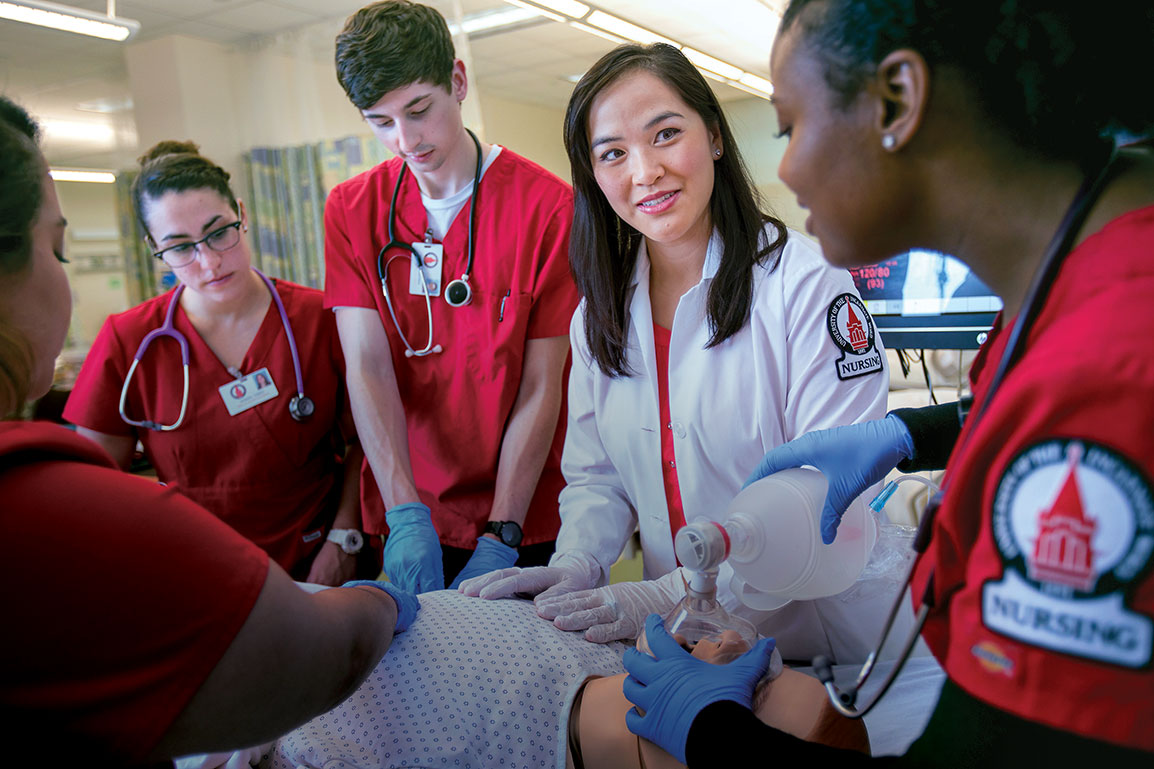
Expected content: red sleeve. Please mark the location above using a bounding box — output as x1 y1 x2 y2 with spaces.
63 315 137 437
323 182 376 311
525 193 579 340
0 461 269 762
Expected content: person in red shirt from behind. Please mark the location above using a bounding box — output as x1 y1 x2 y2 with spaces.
0 95 418 768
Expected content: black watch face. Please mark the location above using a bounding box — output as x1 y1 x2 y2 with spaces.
498 522 522 548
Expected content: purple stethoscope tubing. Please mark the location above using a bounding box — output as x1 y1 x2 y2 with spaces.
118 268 309 431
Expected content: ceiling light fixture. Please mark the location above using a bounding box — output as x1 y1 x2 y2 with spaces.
504 0 775 101
0 0 140 42
49 168 117 183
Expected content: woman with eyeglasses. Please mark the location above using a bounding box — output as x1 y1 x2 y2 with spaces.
64 141 372 586
620 1 1154 767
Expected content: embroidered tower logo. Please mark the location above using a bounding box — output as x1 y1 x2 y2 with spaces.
985 439 1154 667
1028 444 1098 592
826 293 883 380
845 302 869 352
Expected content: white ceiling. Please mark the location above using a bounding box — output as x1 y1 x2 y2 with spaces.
0 0 785 168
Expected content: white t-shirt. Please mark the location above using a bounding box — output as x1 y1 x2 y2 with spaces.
421 144 503 241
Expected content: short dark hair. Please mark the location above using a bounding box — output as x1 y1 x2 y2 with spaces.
780 0 1154 166
563 43 786 378
131 139 238 245
0 96 42 276
335 0 456 110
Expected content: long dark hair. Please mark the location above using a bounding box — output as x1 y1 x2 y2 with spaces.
780 0 1154 168
564 43 787 378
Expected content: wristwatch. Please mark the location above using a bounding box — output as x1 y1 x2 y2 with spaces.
326 528 365 555
484 520 523 548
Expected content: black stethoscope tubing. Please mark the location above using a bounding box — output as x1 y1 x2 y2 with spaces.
378 128 482 308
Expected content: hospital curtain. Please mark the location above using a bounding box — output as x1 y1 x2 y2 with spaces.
244 135 390 289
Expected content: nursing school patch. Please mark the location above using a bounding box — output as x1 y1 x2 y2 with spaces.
985 439 1154 668
826 293 883 380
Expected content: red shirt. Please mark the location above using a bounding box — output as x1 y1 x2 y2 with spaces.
913 206 1154 750
323 149 579 548
63 279 354 575
0 422 268 763
653 321 687 549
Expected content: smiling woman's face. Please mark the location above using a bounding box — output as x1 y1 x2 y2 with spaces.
586 69 721 257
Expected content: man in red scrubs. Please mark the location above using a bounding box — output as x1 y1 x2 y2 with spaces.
326 0 579 591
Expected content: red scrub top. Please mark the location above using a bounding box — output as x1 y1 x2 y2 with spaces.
323 148 579 548
912 206 1154 750
0 421 268 765
64 279 357 575
652 321 687 548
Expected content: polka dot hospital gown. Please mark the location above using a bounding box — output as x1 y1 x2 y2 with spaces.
266 590 629 769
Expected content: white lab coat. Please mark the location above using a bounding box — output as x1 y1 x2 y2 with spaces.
555 226 894 663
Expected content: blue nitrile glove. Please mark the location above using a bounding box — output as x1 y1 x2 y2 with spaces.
743 414 914 544
622 614 776 764
383 502 445 593
342 580 421 632
447 536 519 590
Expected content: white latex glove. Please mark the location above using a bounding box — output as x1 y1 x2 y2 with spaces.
457 551 601 602
535 569 688 643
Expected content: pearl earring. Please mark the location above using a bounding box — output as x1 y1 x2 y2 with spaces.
882 134 897 150
714 148 722 158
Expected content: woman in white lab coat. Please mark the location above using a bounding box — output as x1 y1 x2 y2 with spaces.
461 43 890 663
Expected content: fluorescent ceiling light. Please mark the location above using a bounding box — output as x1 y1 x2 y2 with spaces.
586 10 677 47
0 0 140 42
49 169 116 183
42 119 116 144
504 0 565 23
568 20 624 45
682 47 744 81
523 0 589 18
452 5 541 35
738 72 774 96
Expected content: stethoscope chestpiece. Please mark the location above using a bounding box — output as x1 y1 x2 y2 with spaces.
444 275 473 307
289 394 315 422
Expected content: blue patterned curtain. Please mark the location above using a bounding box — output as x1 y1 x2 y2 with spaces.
245 135 390 289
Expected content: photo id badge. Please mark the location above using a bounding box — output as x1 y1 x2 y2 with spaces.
409 242 443 297
219 367 279 416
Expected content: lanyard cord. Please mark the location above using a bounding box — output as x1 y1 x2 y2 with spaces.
385 128 483 279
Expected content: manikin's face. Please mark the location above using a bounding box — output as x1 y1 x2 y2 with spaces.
770 25 890 268
1 168 72 400
144 188 251 303
361 61 469 183
586 70 721 256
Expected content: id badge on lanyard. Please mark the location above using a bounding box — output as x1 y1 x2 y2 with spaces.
409 242 444 297
219 367 278 416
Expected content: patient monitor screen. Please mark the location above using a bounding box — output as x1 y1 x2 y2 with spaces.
849 250 1002 349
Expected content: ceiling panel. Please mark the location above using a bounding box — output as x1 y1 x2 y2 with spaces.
0 0 781 166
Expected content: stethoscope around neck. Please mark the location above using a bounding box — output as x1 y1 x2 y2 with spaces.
812 146 1119 720
118 267 314 431
378 128 482 357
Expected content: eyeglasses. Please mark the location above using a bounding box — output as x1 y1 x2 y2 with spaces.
152 221 243 268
